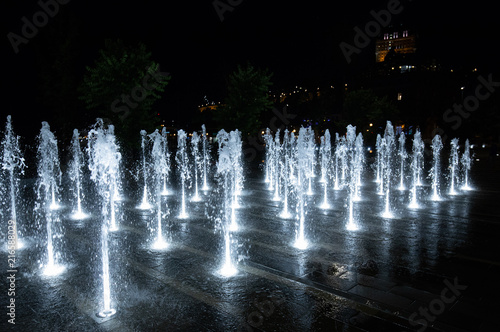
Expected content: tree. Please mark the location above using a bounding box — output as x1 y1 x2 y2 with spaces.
342 89 399 128
216 63 273 135
78 39 170 148
34 10 81 143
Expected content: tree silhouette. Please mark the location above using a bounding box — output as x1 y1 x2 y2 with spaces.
78 39 170 148
216 63 273 135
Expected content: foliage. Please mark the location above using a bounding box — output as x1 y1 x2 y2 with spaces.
78 39 169 148
34 11 81 142
216 63 273 135
342 89 399 128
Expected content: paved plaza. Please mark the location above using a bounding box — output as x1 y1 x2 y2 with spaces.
2 150 499 332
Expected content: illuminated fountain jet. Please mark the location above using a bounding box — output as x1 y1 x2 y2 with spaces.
430 134 444 201
1 115 26 250
37 122 65 277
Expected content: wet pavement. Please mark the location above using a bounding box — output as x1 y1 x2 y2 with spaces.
2 155 500 331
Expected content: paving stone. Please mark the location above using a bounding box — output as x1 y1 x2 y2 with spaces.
390 285 438 304
349 284 414 309
356 273 397 291
3 154 499 330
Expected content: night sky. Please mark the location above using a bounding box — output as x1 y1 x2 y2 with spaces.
2 0 499 140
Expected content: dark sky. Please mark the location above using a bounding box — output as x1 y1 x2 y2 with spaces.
1 0 499 139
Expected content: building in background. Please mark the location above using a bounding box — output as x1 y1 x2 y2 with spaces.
375 28 417 63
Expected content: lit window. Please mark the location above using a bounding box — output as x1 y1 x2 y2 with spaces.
384 33 388 40
397 92 403 101
394 32 398 38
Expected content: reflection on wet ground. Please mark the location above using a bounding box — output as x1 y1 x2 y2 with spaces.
1 159 500 331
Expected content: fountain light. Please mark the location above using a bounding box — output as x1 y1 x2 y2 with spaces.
280 209 292 219
2 116 26 250
346 195 359 231
49 190 62 210
177 210 189 219
176 129 190 219
307 178 314 195
219 260 238 278
42 263 66 277
37 122 66 276
96 309 116 319
382 189 394 218
346 220 359 231
191 131 203 202
293 236 309 250
229 208 239 231
448 138 460 196
218 231 238 277
70 210 89 220
137 130 153 210
430 192 442 202
319 201 330 210
381 209 394 219
87 119 121 320
294 200 309 247
397 132 407 191
137 186 152 210
151 235 169 250
461 183 473 191
408 186 420 209
191 192 202 202
320 183 330 209
6 235 25 251
430 134 443 201
408 200 420 209
460 139 473 191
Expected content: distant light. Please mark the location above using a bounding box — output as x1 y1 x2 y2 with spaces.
369 123 373 127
